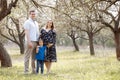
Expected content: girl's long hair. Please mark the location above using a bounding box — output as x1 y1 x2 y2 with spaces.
46 21 54 30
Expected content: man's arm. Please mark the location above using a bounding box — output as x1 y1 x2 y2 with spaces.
24 29 33 48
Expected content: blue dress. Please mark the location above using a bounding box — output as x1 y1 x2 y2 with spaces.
40 29 57 62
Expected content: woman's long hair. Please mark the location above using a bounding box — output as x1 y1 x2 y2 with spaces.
46 21 54 30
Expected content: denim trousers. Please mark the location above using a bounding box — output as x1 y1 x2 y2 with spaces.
36 60 44 74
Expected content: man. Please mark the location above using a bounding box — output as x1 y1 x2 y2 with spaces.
23 10 39 74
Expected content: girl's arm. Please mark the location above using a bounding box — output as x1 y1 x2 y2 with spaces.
36 46 39 53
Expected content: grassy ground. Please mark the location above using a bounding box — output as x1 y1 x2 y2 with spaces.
0 47 120 80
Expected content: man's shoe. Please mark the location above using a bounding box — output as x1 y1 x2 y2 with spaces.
24 71 29 75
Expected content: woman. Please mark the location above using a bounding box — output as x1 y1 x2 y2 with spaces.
39 20 57 74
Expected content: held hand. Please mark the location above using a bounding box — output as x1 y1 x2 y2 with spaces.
47 43 53 48
49 43 53 47
28 42 33 48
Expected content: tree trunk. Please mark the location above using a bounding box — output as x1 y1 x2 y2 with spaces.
0 0 18 67
72 38 79 51
88 33 95 56
114 32 120 60
0 43 12 67
19 44 24 54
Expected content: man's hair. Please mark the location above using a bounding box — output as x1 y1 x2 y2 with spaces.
29 10 35 14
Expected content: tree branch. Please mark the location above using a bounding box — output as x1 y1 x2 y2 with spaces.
0 0 18 21
31 0 81 23
99 9 116 24
0 29 17 44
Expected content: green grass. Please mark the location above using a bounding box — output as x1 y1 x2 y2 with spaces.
1 49 120 80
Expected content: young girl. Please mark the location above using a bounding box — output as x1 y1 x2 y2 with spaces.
35 39 46 74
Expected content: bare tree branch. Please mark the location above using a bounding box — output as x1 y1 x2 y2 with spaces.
0 0 18 21
31 0 81 23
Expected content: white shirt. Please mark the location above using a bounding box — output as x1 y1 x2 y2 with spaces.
23 18 39 41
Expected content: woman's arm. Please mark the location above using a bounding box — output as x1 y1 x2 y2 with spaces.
53 30 56 45
47 30 56 48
